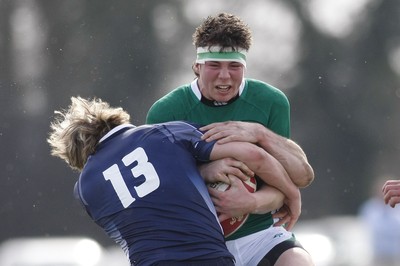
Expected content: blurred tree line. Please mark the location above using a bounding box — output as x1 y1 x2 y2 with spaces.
1 0 399 247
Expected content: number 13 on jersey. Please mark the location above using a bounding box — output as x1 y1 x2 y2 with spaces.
103 147 161 208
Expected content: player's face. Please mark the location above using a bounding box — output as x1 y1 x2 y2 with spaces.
196 61 245 102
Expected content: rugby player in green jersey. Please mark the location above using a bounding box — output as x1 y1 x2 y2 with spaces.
146 13 315 266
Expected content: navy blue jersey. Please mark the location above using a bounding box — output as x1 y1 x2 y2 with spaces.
74 121 233 265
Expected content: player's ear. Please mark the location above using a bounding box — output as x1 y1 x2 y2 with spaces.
193 63 201 72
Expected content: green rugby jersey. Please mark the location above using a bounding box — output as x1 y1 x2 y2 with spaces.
146 78 290 240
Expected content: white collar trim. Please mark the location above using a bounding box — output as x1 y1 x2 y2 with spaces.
99 124 135 143
190 78 245 100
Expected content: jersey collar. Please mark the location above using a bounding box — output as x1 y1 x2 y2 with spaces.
190 78 245 102
99 124 135 143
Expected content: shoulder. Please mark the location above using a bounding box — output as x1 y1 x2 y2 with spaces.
156 121 202 132
146 84 193 123
243 79 289 106
153 84 192 105
246 79 287 98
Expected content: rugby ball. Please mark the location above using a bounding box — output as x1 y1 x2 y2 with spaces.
208 176 257 237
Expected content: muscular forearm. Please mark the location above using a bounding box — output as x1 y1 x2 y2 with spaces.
248 146 299 202
234 143 302 225
254 124 314 188
200 121 314 188
251 185 285 214
210 141 302 225
211 142 299 202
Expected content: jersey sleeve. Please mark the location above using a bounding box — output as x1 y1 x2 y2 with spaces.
146 100 173 124
158 121 216 162
146 87 187 124
191 139 215 162
268 91 290 138
73 179 93 219
253 79 291 138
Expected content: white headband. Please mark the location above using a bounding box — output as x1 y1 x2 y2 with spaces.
196 46 247 67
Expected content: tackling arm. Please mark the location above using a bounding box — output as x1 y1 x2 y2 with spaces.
201 121 314 188
210 141 301 229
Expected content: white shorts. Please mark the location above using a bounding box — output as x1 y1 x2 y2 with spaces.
225 226 294 266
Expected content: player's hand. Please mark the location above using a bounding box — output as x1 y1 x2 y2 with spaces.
208 175 256 222
200 121 260 144
272 205 292 228
280 189 301 230
199 158 254 184
382 180 400 208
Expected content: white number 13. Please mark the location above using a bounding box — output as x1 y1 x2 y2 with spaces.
103 147 160 208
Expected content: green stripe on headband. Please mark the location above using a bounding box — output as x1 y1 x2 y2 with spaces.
196 47 247 67
197 51 247 62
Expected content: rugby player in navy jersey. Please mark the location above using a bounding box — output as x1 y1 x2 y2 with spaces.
47 96 299 266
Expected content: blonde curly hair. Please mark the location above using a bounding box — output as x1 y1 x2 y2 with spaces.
47 96 130 171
